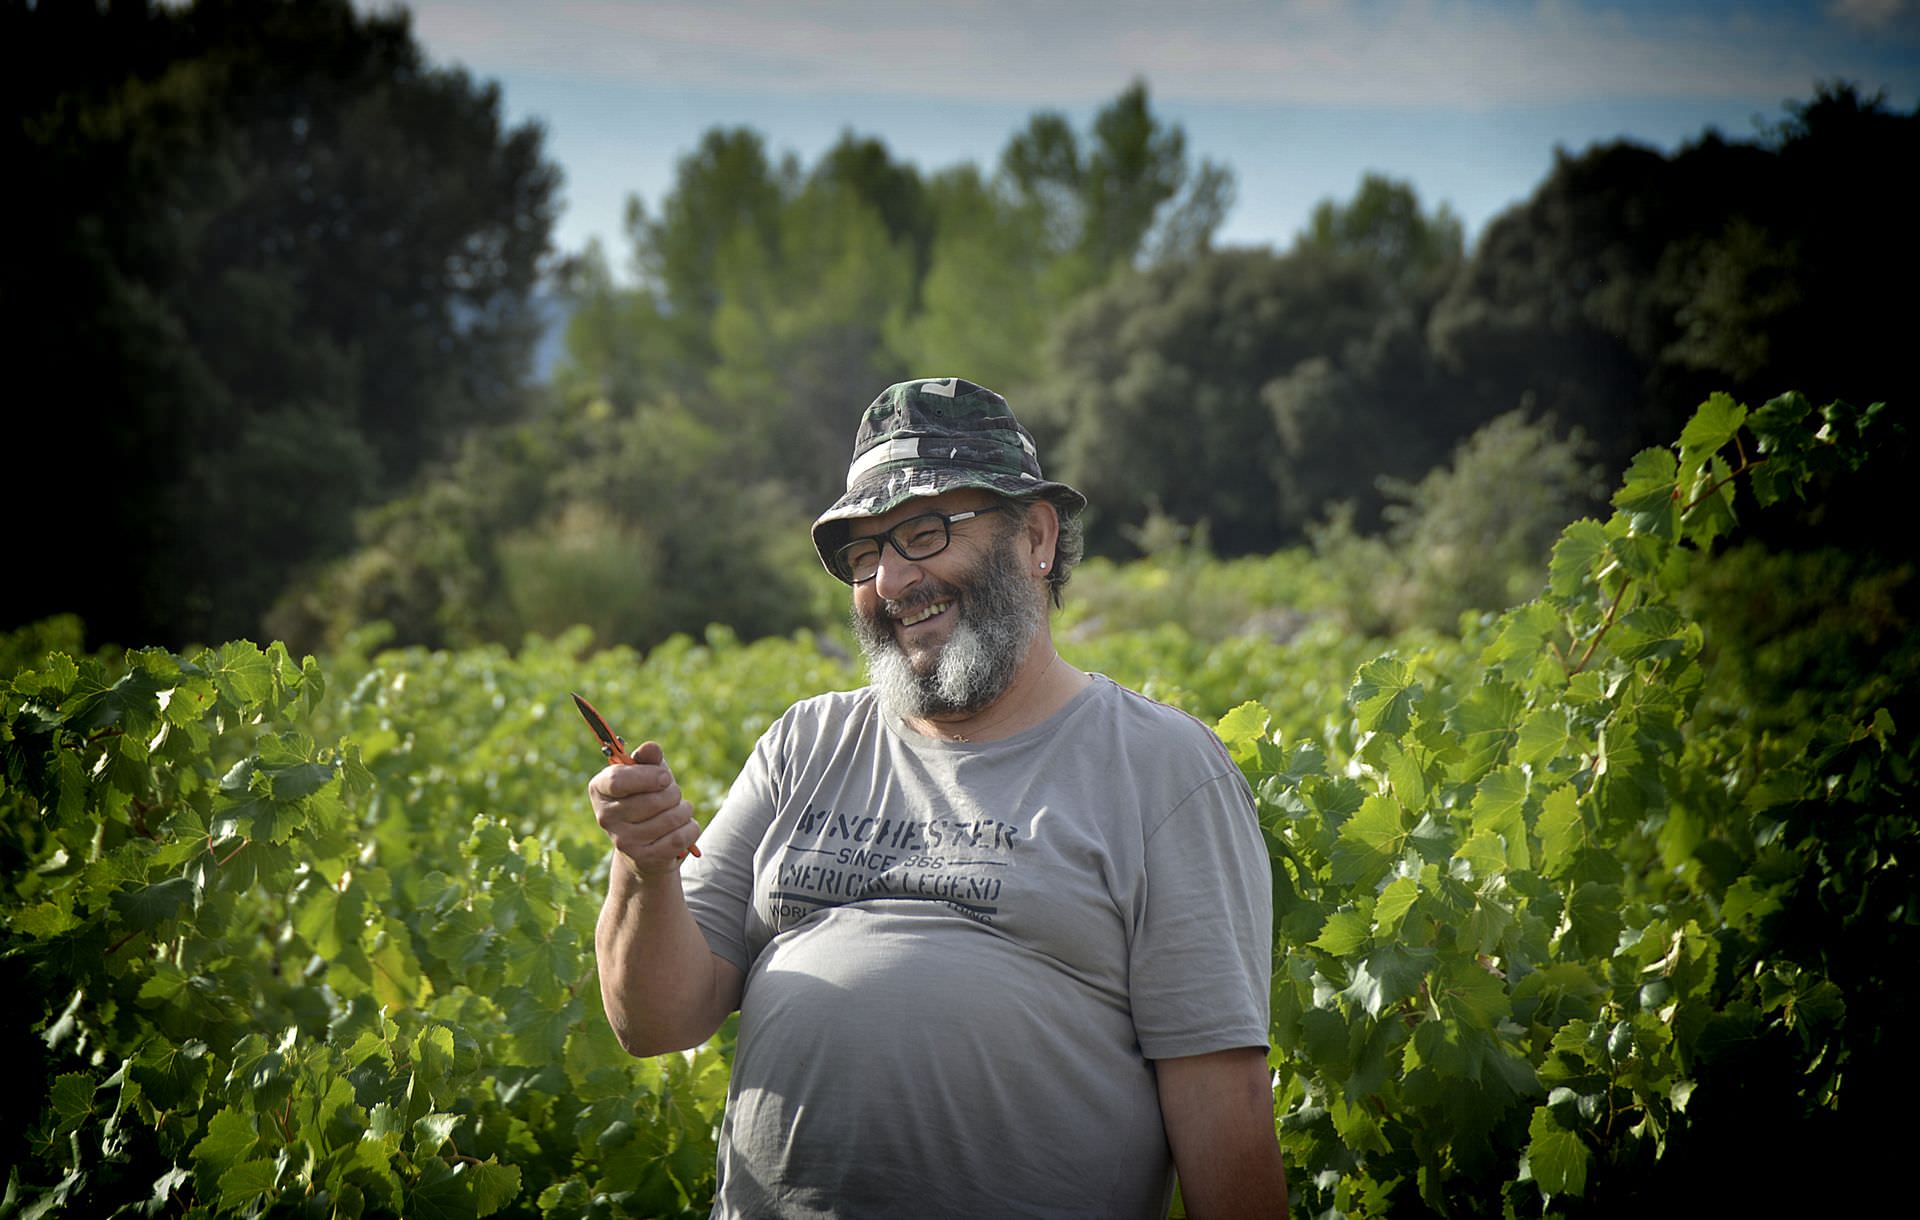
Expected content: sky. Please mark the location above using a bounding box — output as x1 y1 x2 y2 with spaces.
401 0 1920 275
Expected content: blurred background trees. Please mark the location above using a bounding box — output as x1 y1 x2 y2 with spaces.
4 0 1913 660
6 0 557 647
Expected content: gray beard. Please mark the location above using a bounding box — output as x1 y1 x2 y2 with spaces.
852 530 1044 722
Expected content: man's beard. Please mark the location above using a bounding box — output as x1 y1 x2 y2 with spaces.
852 527 1045 722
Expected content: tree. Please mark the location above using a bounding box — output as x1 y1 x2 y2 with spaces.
267 396 832 656
1001 79 1234 282
1030 179 1474 554
892 83 1233 400
625 127 789 385
4 0 558 647
885 165 1058 394
1297 173 1463 302
1312 411 1607 633
814 131 935 281
1262 176 1474 532
707 177 919 506
1030 249 1374 554
1428 84 1919 479
553 240 679 416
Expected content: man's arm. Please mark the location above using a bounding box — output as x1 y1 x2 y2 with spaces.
590 742 744 1056
1156 1046 1289 1220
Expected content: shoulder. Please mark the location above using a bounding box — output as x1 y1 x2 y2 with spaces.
1073 677 1252 829
728 688 878 795
1088 688 1265 872
1084 675 1239 775
758 686 882 755
778 686 877 725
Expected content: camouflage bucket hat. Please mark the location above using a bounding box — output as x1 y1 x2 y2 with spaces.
810 377 1087 575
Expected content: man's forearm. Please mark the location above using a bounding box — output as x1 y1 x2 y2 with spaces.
1157 1046 1290 1219
595 861 737 1056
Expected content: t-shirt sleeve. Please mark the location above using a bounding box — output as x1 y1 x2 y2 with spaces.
680 717 785 976
1129 765 1273 1060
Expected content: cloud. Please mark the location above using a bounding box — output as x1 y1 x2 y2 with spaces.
1827 0 1913 35
407 0 1918 107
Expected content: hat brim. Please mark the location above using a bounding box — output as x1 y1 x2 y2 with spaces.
810 466 1087 577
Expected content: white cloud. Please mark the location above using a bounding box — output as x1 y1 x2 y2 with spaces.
407 0 1916 107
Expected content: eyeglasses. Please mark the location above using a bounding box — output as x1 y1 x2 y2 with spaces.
829 506 1007 584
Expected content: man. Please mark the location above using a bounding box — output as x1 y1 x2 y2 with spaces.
590 378 1287 1218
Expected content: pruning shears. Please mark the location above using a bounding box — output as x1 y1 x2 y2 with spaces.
571 691 701 857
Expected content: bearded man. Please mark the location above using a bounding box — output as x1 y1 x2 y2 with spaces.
589 378 1287 1219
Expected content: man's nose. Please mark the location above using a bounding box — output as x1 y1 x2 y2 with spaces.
870 546 922 601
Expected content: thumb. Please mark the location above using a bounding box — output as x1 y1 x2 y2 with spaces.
631 740 665 766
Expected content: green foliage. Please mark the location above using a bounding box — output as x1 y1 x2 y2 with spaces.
1312 411 1609 634
307 81 1235 658
1000 80 1231 278
1429 84 1918 478
539 401 841 648
6 392 1910 1217
8 0 559 649
1030 175 1474 556
885 165 1061 394
551 242 681 416
3 626 865 1217
1 616 93 684
1030 248 1360 552
1227 392 1910 1214
1679 541 1917 734
1059 539 1340 645
1020 86 1915 571
1298 173 1464 304
271 398 837 656
707 175 920 507
626 127 790 378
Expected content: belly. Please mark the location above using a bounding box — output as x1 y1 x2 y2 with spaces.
718 904 1173 1219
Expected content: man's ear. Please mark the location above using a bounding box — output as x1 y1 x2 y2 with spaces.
1020 498 1060 571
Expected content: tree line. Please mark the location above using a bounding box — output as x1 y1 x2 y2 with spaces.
7 0 1914 654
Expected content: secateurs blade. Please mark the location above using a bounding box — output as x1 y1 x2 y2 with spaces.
570 691 701 857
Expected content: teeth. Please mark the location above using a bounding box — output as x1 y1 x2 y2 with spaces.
899 600 950 627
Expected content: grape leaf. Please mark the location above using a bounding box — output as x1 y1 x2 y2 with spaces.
1548 520 1609 599
1349 657 1419 736
1341 943 1434 1017
205 641 275 709
111 877 194 933
1676 393 1746 471
218 1159 279 1212
1435 959 1509 1029
1331 796 1409 889
1612 447 1679 537
1313 906 1373 956
1527 1106 1590 1196
1373 877 1420 936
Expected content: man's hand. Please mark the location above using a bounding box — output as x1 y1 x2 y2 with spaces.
590 741 740 1056
588 741 703 875
1156 1046 1289 1219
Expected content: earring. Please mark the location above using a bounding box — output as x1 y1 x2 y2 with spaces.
1039 561 1048 570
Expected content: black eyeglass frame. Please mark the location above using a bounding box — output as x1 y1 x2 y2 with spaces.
829 505 1008 584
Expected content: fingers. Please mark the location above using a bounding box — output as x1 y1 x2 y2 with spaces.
589 757 677 803
588 744 700 875
608 801 702 876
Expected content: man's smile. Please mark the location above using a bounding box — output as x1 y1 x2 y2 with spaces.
895 599 952 628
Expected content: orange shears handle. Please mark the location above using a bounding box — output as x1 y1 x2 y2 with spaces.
571 692 701 858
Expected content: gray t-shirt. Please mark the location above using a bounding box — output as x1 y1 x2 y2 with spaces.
681 675 1272 1219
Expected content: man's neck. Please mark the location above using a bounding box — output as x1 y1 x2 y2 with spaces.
906 631 1090 743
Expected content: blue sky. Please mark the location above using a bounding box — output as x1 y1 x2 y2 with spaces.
402 1 1920 274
